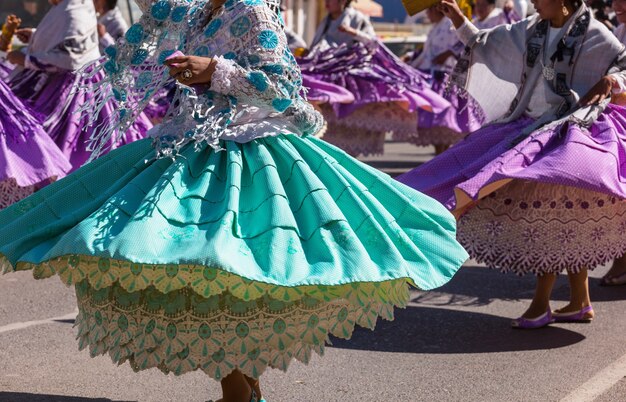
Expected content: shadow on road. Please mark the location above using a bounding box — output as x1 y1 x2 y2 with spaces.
52 318 76 324
0 393 130 402
412 266 626 307
329 305 585 354
411 266 538 307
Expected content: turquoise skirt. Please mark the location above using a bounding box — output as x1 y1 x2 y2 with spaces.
0 135 467 379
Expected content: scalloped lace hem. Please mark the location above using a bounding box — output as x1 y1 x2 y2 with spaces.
0 178 36 210
457 181 626 275
72 277 409 379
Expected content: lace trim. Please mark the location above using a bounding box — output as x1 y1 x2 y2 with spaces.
321 104 417 138
457 181 626 275
0 178 36 210
209 57 237 94
73 279 406 379
1 254 412 307
322 124 385 157
397 127 465 147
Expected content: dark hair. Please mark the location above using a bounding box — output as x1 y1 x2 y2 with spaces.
104 0 117 10
485 0 496 5
344 0 354 9
566 0 583 9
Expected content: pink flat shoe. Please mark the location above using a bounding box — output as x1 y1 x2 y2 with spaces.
511 309 553 329
552 305 594 323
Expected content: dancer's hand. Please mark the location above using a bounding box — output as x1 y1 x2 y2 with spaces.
438 0 466 29
97 24 107 38
503 0 514 13
5 15 21 30
433 50 455 65
7 50 25 66
165 55 217 85
579 75 616 107
338 24 358 36
15 28 33 43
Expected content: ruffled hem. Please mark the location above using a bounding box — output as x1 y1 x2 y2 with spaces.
0 135 466 292
457 180 626 275
299 42 450 118
1 254 413 306
71 277 409 379
10 69 151 171
395 127 465 147
0 132 468 379
1 253 413 379
0 178 37 210
399 107 626 214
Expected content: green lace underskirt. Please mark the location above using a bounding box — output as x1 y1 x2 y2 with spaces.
0 135 467 379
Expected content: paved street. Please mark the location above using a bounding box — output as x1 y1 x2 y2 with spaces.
1 140 626 401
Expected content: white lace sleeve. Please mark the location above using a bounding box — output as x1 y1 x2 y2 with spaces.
209 5 298 112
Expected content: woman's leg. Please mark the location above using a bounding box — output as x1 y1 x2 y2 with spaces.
601 253 626 285
218 370 252 402
434 144 450 155
522 273 557 318
554 269 594 319
244 375 262 401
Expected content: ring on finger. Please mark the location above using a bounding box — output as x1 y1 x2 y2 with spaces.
180 69 193 81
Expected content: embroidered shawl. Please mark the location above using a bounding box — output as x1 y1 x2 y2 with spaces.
452 4 626 132
27 0 100 71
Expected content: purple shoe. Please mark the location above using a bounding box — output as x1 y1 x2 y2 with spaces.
511 309 553 329
552 305 594 323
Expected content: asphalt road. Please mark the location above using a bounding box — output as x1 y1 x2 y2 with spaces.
1 141 626 402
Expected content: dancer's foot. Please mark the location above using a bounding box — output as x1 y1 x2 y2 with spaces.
244 375 262 401
521 302 550 319
600 257 626 286
553 303 594 320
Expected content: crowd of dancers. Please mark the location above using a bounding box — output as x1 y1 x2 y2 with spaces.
1 0 626 400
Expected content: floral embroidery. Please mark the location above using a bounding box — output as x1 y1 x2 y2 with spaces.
246 72 269 92
171 5 188 22
230 16 251 37
484 221 503 237
131 49 149 65
590 227 605 242
136 71 153 88
258 30 279 49
124 23 144 44
194 46 210 56
204 18 223 38
151 1 172 20
458 181 626 275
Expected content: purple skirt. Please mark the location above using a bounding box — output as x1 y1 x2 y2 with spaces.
0 79 71 208
399 106 626 211
0 61 14 82
143 83 175 124
10 69 152 171
299 42 450 117
398 106 626 273
302 74 354 105
298 42 451 150
411 73 485 146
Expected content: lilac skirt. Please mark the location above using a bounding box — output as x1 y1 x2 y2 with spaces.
0 61 14 81
411 73 485 147
398 106 626 273
143 83 175 124
0 79 71 209
302 74 354 105
10 69 152 171
298 42 451 154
